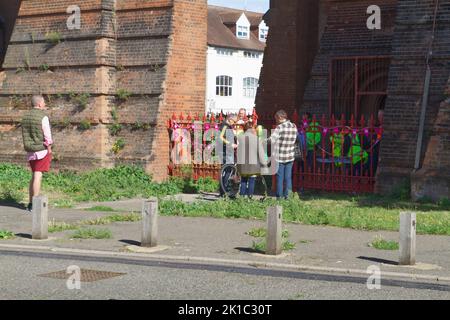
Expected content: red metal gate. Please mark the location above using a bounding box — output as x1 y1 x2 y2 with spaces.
167 57 389 194
330 56 390 120
293 113 383 194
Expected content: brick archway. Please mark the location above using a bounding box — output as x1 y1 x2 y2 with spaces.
0 0 21 68
330 56 390 121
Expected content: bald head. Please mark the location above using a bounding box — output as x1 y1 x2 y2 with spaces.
32 95 45 109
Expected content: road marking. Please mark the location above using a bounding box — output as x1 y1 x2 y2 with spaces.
0 243 449 283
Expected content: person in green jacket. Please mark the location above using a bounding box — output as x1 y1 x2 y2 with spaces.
348 133 368 176
329 131 345 168
21 95 53 212
304 113 321 169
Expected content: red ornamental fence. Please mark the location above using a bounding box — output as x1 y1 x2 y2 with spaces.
167 110 383 194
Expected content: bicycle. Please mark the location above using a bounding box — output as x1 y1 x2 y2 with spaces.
219 163 268 200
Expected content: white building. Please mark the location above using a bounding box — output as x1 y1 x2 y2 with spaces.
206 6 268 114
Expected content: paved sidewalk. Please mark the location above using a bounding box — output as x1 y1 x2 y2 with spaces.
73 193 205 211
1 201 450 280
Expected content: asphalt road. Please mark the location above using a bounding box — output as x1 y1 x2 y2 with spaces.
0 249 450 300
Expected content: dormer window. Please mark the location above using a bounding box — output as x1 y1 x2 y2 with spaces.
236 13 250 40
259 20 269 42
237 25 249 39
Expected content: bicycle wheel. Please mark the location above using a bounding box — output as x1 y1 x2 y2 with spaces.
220 164 240 198
258 175 268 201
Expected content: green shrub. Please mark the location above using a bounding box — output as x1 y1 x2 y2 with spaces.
439 198 450 209
109 123 122 136
112 139 126 154
0 230 15 240
116 89 132 101
368 236 399 250
110 107 119 122
48 220 78 233
52 118 71 129
131 122 151 131
39 63 50 72
45 31 62 45
251 229 296 253
0 164 30 203
78 120 92 131
10 95 25 109
72 93 90 110
390 179 411 201
85 206 116 212
72 228 112 239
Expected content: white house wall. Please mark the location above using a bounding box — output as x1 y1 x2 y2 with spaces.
206 46 263 114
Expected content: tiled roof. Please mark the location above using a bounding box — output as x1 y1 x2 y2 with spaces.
208 5 266 52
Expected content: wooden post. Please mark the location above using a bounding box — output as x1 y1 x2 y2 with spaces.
32 196 48 240
399 212 416 265
141 199 158 247
266 206 282 255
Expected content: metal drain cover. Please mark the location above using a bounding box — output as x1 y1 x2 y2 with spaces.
38 269 126 282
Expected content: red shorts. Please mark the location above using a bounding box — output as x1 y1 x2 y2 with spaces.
29 152 52 173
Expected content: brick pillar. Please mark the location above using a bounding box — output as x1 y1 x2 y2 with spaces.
148 0 207 181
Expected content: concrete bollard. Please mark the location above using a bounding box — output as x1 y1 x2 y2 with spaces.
32 196 48 240
141 198 158 248
399 212 416 265
266 206 282 255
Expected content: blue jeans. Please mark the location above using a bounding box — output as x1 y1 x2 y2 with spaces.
240 176 256 197
276 161 294 199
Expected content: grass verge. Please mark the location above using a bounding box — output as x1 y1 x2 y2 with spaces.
71 228 112 239
0 163 219 204
48 213 141 233
368 236 399 250
160 195 450 236
85 206 116 212
48 220 78 233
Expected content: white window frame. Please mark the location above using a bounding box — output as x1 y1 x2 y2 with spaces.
237 25 249 39
236 13 251 40
216 75 233 97
259 20 269 43
216 48 233 56
244 51 259 59
259 28 268 42
243 77 259 98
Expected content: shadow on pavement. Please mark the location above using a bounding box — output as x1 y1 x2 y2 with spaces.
15 233 32 239
0 201 26 210
235 247 264 254
119 239 141 246
357 256 398 266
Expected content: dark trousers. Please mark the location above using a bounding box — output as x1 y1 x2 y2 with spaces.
240 176 256 197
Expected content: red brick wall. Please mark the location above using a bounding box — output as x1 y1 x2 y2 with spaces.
377 0 450 198
410 78 450 200
0 0 207 181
